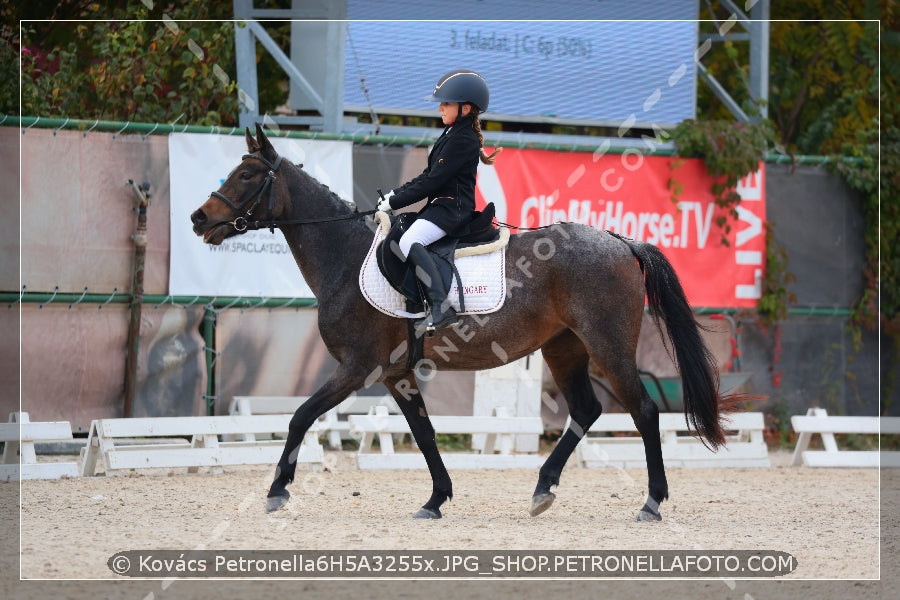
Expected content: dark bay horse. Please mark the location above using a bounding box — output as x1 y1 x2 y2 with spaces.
191 124 731 522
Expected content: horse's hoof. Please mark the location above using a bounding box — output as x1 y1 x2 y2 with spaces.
266 492 290 513
636 507 662 522
412 507 442 519
529 492 556 517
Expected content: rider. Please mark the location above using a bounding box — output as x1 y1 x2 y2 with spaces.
378 69 501 332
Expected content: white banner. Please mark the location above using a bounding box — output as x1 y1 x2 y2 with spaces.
168 133 353 298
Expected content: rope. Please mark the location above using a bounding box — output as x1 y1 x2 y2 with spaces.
346 23 380 135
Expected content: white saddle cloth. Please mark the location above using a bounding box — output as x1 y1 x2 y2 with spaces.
359 212 509 318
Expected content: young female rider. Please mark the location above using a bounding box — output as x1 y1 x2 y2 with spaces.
378 69 501 332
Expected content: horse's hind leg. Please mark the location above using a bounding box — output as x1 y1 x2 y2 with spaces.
566 304 668 521
531 330 603 517
597 357 668 522
383 373 453 519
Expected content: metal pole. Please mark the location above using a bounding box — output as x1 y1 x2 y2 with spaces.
202 307 217 415
233 0 260 129
13 116 853 165
0 291 319 309
749 0 770 120
123 180 151 418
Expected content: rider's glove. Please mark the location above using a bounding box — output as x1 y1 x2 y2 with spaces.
377 190 395 213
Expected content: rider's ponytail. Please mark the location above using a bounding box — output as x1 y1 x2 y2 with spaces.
470 107 502 165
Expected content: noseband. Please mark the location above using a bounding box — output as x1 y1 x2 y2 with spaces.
210 153 284 233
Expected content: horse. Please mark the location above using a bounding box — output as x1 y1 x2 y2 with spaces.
190 124 732 522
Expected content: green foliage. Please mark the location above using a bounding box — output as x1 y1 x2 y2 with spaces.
670 119 795 328
671 120 776 238
768 18 879 154
761 400 796 449
693 5 896 409
0 23 17 114
757 223 797 325
434 434 473 452
697 5 882 155
831 114 900 336
828 124 880 330
16 2 239 125
827 110 900 412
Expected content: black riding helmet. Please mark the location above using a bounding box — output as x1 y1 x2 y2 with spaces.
424 69 490 112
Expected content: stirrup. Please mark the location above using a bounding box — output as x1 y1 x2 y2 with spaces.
430 307 458 331
417 306 458 337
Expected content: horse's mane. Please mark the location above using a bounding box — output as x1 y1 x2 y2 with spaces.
293 161 359 214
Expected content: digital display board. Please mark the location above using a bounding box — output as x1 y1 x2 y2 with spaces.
344 1 699 127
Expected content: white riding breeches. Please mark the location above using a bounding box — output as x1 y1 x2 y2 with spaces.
398 218 447 259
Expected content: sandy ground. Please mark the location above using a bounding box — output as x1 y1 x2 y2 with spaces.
2 450 898 599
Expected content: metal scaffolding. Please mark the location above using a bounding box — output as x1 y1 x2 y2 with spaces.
698 0 770 122
233 0 346 132
231 1 770 134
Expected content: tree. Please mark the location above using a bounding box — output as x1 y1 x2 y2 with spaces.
697 1 890 155
695 2 898 411
7 1 239 126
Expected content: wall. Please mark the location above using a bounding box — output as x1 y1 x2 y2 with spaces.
743 164 888 417
3 126 887 431
1 127 19 420
5 127 204 429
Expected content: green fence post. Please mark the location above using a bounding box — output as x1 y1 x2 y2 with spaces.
202 306 217 415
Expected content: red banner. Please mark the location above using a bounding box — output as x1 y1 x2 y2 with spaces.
475 148 765 307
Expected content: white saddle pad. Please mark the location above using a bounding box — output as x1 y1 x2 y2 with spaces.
359 212 509 318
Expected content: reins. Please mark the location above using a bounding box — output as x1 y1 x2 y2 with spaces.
492 220 555 232
213 154 545 235
232 209 379 233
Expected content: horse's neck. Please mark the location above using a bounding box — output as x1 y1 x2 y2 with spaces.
280 173 372 299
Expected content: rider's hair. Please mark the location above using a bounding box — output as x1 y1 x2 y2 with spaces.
468 105 502 165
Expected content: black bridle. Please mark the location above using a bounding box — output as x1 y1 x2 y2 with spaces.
210 153 284 233
210 152 376 233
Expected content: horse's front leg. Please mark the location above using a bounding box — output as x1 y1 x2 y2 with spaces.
384 373 452 519
266 366 363 513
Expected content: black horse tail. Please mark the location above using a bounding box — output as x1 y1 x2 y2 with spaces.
615 234 727 450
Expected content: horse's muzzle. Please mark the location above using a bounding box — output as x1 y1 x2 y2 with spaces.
190 208 207 226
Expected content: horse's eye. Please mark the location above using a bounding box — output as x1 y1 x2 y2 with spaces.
239 171 251 180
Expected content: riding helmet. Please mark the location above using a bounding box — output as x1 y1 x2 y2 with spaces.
424 70 490 112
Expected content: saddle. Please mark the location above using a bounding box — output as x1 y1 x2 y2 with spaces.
376 204 501 314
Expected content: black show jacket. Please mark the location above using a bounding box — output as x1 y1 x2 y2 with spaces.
388 114 480 234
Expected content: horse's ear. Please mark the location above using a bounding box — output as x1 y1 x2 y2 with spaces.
255 122 278 162
245 127 260 153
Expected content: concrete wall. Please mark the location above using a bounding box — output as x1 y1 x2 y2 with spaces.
1 127 19 421
4 126 888 430
4 127 202 429
740 164 887 417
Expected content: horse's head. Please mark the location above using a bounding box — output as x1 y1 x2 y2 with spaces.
191 123 289 245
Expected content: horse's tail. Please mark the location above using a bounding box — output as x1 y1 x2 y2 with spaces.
616 234 727 450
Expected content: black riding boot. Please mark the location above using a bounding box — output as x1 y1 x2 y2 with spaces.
407 243 458 334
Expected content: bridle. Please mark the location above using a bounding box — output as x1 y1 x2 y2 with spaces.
210 152 375 233
211 153 284 233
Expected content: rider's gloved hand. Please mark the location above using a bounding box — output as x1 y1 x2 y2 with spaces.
377 190 394 213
